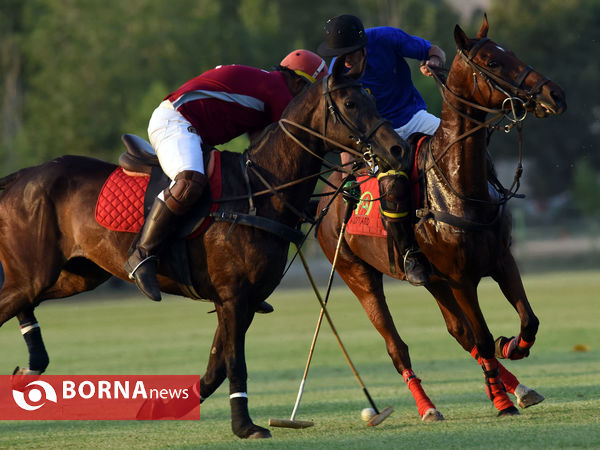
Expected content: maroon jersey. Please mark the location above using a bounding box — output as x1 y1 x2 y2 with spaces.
165 65 293 146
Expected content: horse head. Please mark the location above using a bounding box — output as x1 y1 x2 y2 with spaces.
281 55 407 173
451 14 566 120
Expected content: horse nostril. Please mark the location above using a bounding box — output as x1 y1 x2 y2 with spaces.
551 90 567 112
390 145 406 164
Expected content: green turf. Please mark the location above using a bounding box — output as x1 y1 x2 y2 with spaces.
0 270 599 448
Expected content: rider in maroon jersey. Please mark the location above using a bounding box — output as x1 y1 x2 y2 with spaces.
125 50 328 301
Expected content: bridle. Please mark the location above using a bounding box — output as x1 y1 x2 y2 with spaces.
460 38 550 108
428 38 549 205
230 74 391 223
321 74 388 170
278 74 389 174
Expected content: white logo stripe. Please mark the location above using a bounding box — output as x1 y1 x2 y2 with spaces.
172 90 265 112
313 59 326 78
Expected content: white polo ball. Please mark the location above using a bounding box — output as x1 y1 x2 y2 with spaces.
361 407 376 422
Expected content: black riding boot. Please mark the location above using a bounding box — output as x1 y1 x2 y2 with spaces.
387 220 431 286
378 170 430 286
124 199 175 301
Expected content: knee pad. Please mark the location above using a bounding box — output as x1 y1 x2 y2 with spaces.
163 170 208 215
377 170 411 222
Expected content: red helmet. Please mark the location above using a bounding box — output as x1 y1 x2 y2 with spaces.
280 49 328 83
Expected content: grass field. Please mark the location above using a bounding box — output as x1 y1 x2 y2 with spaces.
0 270 599 448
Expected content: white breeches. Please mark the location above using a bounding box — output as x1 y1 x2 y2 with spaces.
148 100 205 181
393 109 440 141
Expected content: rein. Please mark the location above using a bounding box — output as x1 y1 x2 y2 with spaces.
215 75 386 230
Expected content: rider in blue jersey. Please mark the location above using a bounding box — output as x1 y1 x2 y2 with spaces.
318 14 446 286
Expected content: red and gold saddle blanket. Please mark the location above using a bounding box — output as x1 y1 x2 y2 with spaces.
346 176 388 237
95 151 222 234
346 136 426 237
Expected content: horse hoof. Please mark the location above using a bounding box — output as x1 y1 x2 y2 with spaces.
136 398 163 420
517 389 545 408
245 426 272 439
422 408 444 422
497 406 520 416
237 424 271 439
11 366 42 391
247 430 272 439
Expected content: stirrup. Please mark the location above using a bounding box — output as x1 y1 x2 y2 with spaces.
402 249 430 286
127 255 158 280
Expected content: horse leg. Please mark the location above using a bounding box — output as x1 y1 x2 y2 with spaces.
492 251 539 360
450 284 518 416
215 299 270 439
426 280 543 407
8 308 49 390
326 239 442 421
198 323 227 401
136 321 227 420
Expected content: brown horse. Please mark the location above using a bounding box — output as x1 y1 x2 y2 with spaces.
317 16 566 419
0 60 406 438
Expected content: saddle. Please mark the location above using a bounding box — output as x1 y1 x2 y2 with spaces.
95 134 223 300
108 134 220 237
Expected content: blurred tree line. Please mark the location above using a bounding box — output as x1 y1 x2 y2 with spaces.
1 0 598 214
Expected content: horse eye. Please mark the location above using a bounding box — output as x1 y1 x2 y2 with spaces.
487 61 500 69
345 100 356 109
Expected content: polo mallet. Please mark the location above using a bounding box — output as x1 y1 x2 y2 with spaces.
271 199 392 427
269 202 354 429
297 246 393 426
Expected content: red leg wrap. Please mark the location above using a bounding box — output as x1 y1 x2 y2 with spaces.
402 369 435 418
501 334 535 360
502 337 518 359
497 362 519 394
470 346 479 360
470 347 518 394
518 335 534 351
481 358 514 412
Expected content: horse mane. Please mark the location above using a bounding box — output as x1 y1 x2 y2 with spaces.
0 172 19 191
247 120 281 152
247 80 322 153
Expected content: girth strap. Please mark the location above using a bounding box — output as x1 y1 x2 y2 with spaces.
416 204 505 232
210 211 304 245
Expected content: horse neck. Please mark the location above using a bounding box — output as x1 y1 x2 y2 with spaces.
432 60 491 200
248 100 324 223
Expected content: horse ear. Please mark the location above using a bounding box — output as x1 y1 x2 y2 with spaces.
331 55 347 82
477 13 489 38
454 24 470 51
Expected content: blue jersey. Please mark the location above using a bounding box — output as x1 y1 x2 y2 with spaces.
331 27 431 128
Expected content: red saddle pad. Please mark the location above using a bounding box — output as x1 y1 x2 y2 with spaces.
95 152 222 233
95 168 149 233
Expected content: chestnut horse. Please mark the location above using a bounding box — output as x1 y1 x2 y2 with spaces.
317 16 566 419
0 61 406 439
